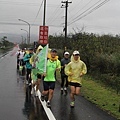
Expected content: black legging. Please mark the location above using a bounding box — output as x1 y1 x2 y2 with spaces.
19 59 24 66
26 69 32 83
61 76 68 88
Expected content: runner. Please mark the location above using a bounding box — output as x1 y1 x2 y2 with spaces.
16 49 21 70
19 48 25 72
65 50 87 108
30 45 43 96
60 51 70 95
41 49 61 108
23 48 34 85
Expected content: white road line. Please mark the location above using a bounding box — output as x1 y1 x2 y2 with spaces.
37 91 56 120
33 85 56 120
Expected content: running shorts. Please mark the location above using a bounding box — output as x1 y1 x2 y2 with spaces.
68 82 82 87
43 81 55 91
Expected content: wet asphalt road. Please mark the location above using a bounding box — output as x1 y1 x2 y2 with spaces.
0 47 118 120
0 48 48 120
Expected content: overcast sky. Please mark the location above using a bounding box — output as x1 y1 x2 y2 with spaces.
0 0 120 42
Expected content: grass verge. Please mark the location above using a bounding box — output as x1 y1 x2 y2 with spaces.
81 75 120 119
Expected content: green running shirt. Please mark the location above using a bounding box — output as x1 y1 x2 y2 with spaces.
44 59 59 82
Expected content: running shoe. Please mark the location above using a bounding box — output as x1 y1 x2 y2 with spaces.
29 83 32 86
41 95 45 101
61 88 64 95
64 87 67 90
64 87 68 95
46 101 51 108
70 101 75 108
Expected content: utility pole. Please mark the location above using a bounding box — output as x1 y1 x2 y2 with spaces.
39 0 47 47
43 0 46 26
61 0 72 50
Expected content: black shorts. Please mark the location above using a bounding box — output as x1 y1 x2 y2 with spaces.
43 81 55 91
69 82 82 87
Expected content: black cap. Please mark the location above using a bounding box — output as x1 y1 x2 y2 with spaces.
51 49 57 53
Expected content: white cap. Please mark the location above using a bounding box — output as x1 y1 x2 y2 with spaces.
73 50 79 55
64 52 70 55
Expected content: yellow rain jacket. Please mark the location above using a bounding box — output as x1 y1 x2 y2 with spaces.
30 45 43 64
30 45 43 81
65 55 87 85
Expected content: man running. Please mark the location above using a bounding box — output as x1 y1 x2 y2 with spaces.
41 49 61 108
23 48 34 85
19 48 25 71
16 49 21 70
65 50 87 108
60 51 70 95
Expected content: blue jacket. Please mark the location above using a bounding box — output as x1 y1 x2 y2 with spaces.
23 53 34 69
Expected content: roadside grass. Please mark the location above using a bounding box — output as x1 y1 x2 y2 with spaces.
81 75 120 119
56 72 120 119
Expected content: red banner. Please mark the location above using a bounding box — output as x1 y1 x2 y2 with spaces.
38 26 49 45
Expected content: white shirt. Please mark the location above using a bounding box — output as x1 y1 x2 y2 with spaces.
19 51 25 59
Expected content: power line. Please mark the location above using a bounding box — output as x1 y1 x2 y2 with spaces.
69 0 82 10
32 0 44 25
46 6 61 25
69 0 94 20
70 0 103 22
68 0 110 26
47 10 63 25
